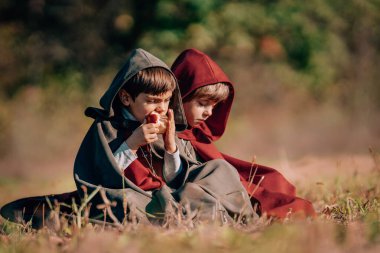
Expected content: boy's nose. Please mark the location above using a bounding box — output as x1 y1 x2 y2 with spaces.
203 107 213 117
155 102 167 114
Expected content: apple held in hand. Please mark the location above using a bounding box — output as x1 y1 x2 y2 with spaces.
146 111 160 124
146 111 168 134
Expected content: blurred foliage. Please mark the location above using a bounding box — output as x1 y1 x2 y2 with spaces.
0 0 379 99
1 0 380 159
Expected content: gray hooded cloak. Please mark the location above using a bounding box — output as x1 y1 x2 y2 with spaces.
1 49 254 227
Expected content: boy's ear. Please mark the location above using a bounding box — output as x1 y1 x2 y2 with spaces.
118 89 132 107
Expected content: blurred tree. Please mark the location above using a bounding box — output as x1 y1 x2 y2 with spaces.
0 0 379 107
0 0 158 95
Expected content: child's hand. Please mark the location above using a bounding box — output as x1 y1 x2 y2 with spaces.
157 114 168 134
163 109 176 154
126 123 159 152
146 111 167 134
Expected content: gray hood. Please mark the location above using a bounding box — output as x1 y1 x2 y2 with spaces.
96 48 187 131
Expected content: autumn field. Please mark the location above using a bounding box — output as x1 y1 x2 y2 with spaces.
1 1 380 251
0 152 379 253
1 85 379 252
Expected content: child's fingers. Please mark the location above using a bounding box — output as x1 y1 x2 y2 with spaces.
167 109 174 122
146 134 158 143
159 117 168 125
153 115 167 134
142 125 159 143
160 115 168 121
143 123 159 133
163 109 176 153
167 109 175 130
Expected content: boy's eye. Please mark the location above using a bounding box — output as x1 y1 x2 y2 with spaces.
197 100 205 106
198 100 211 106
147 99 170 104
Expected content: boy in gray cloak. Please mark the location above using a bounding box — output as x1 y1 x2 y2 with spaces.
1 49 254 227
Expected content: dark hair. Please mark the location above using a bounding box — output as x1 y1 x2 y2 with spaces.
121 67 176 100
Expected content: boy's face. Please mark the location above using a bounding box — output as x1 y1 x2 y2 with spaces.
183 98 217 127
119 89 173 123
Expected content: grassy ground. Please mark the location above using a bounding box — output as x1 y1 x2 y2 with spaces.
0 152 379 253
0 86 379 252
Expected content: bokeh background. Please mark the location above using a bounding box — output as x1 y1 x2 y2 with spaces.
0 0 379 200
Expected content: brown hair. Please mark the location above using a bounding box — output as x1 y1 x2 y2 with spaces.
185 83 230 103
121 67 176 101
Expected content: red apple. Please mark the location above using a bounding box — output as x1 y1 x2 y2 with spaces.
146 112 160 124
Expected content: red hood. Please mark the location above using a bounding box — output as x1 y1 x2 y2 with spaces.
171 48 234 141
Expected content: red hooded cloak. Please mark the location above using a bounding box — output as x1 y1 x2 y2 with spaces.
172 48 315 219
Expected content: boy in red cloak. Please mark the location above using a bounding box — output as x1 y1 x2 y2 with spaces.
171 48 316 219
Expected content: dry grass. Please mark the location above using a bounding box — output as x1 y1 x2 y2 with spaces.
0 84 379 252
1 153 379 253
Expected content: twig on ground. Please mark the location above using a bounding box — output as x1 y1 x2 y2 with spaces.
96 188 123 230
